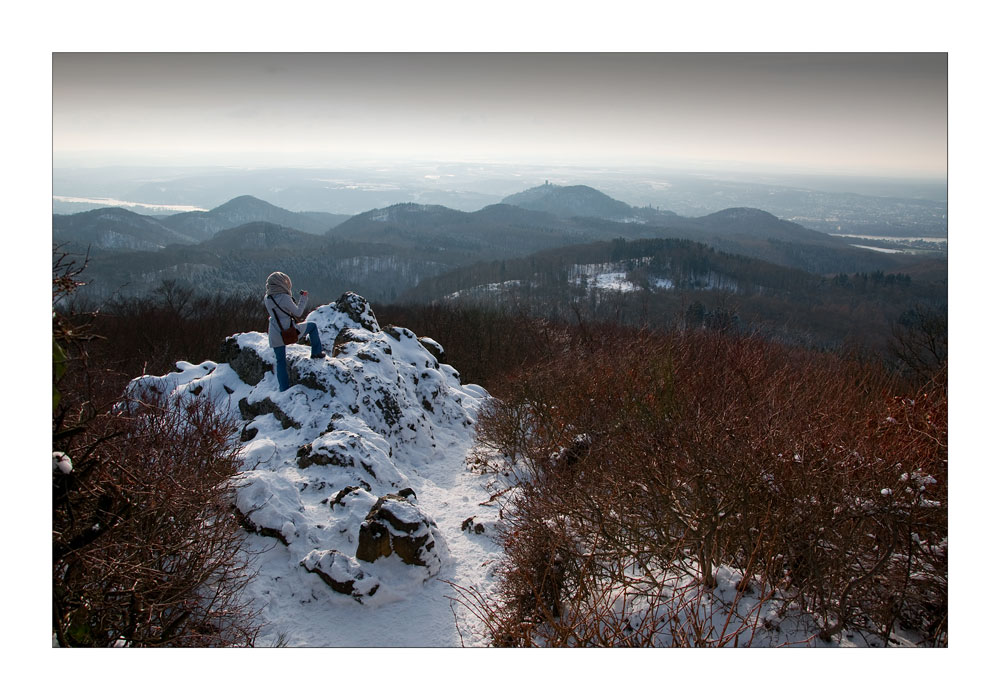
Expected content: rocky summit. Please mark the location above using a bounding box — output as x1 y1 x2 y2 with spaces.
126 292 491 610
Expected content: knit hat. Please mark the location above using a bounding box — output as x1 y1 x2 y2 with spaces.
266 271 292 297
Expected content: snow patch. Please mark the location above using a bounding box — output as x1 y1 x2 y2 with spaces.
52 451 73 474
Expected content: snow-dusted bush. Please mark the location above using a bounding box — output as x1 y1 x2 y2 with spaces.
471 326 947 647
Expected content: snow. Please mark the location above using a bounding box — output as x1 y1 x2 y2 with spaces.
598 563 851 647
851 244 913 254
52 451 73 474
592 271 639 292
445 279 524 300
571 262 641 292
570 260 733 293
52 195 207 213
126 293 503 646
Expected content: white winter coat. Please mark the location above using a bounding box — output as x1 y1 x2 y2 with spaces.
264 292 309 348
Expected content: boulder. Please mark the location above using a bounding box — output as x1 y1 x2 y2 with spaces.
335 291 380 332
238 396 301 430
297 441 355 469
418 337 447 365
368 387 403 429
219 336 271 386
332 327 369 357
461 517 486 535
355 494 440 569
330 484 371 508
233 506 291 546
356 519 394 562
288 362 328 392
300 549 380 602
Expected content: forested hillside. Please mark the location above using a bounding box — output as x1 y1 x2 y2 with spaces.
403 237 947 355
55 185 940 307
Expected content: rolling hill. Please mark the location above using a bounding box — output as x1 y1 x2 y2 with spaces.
53 207 199 252
55 185 940 306
501 183 641 220
163 195 346 240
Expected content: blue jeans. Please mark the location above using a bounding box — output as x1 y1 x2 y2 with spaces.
273 322 324 391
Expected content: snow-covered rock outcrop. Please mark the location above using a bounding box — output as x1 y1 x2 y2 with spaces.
127 292 491 612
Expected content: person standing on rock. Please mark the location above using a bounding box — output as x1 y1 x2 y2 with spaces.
264 271 326 391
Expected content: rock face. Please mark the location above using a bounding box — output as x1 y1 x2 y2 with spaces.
356 494 442 571
239 396 301 430
219 336 271 386
335 291 380 332
418 337 447 365
126 292 489 605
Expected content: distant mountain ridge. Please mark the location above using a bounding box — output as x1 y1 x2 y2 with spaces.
53 195 350 252
55 185 926 305
691 207 832 243
53 188 832 257
502 183 640 220
53 207 199 252
500 185 820 238
332 188 870 275
330 202 580 257
163 195 343 240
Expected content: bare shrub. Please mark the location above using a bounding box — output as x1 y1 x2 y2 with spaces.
53 387 260 646
53 255 259 646
471 324 947 646
72 283 264 380
378 302 566 389
888 304 947 384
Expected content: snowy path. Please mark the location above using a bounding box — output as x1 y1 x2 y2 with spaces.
245 429 504 648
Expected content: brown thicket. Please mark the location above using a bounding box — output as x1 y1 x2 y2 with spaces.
888 303 948 384
378 302 555 388
78 280 266 380
53 255 260 646
468 324 947 647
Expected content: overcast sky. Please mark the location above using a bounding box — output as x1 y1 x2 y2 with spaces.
52 52 947 178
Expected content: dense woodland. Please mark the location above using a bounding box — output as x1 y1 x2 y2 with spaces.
403 237 947 359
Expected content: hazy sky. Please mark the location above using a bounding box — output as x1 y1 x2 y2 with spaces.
52 52 947 178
